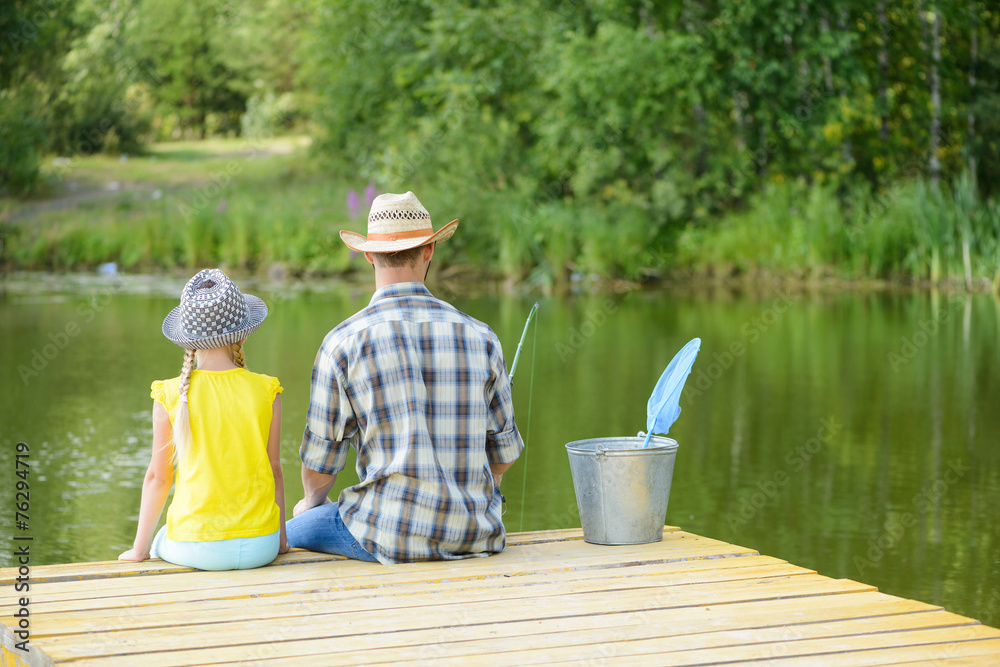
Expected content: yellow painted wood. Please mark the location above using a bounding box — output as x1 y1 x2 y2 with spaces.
1 631 50 667
1 645 28 667
3 528 999 666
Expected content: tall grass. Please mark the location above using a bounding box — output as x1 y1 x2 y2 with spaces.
673 173 998 288
6 173 355 276
4 146 998 291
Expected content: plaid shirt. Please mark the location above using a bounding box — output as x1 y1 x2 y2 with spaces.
301 282 523 564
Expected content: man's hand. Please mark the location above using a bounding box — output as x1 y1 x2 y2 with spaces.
293 495 332 518
297 465 338 517
490 460 514 489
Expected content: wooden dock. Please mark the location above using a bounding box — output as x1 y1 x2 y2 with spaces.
3 527 999 666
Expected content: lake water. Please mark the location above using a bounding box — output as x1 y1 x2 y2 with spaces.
1 273 998 628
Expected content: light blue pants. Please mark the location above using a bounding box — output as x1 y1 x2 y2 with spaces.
150 526 280 571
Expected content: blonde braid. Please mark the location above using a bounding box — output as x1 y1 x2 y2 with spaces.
172 349 196 462
231 341 246 369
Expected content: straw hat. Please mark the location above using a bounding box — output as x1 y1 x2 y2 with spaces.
162 269 268 349
340 191 458 253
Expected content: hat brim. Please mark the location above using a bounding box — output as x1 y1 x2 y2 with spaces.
340 219 459 253
162 295 268 349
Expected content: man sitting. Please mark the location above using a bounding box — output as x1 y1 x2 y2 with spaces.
287 191 523 564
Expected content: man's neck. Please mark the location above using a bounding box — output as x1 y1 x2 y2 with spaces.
373 268 425 292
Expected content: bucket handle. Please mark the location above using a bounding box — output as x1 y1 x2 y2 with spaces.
595 444 607 461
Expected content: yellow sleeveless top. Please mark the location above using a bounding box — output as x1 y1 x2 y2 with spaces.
151 368 282 541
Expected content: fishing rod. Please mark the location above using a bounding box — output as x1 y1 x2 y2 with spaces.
508 302 539 385
503 302 540 533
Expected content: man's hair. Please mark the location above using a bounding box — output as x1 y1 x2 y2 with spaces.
371 245 425 268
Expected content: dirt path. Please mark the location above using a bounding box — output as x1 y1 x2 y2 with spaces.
4 138 309 223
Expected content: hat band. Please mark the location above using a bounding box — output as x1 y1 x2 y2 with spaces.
366 228 432 242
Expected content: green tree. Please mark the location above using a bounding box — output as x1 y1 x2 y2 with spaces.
131 0 245 137
50 0 154 156
1 0 78 194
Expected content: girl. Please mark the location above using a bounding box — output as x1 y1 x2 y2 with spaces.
119 269 287 570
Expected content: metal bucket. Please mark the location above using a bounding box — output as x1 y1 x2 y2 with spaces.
565 436 679 545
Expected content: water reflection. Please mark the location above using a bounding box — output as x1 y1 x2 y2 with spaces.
1 276 997 627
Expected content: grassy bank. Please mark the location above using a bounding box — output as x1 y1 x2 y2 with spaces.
674 174 1000 291
3 138 999 291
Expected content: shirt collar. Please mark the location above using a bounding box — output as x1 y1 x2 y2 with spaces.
369 282 433 306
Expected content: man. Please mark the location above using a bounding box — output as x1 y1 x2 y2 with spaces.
287 191 524 564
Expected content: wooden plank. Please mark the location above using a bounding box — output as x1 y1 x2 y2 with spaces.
32 575 876 662
17 556 815 636
0 527 593 586
719 636 1000 666
0 550 344 586
229 609 981 667
525 625 1000 667
0 533 755 615
23 561 812 638
5 527 998 666
0 528 612 586
7 550 784 621
8 563 819 634
868 651 1000 666
505 527 681 545
0 526 692 585
63 593 942 667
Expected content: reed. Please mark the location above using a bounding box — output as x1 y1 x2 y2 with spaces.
4 138 997 291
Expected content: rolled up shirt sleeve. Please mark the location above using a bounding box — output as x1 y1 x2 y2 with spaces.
485 344 524 466
301 343 357 475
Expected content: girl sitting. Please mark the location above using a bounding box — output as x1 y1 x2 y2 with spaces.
119 269 287 570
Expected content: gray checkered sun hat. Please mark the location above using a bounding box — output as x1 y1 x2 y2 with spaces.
162 269 268 349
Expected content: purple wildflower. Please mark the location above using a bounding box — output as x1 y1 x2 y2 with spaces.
346 189 361 218
364 180 377 206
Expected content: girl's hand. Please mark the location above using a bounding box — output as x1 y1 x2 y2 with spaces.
118 548 150 562
279 539 290 555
